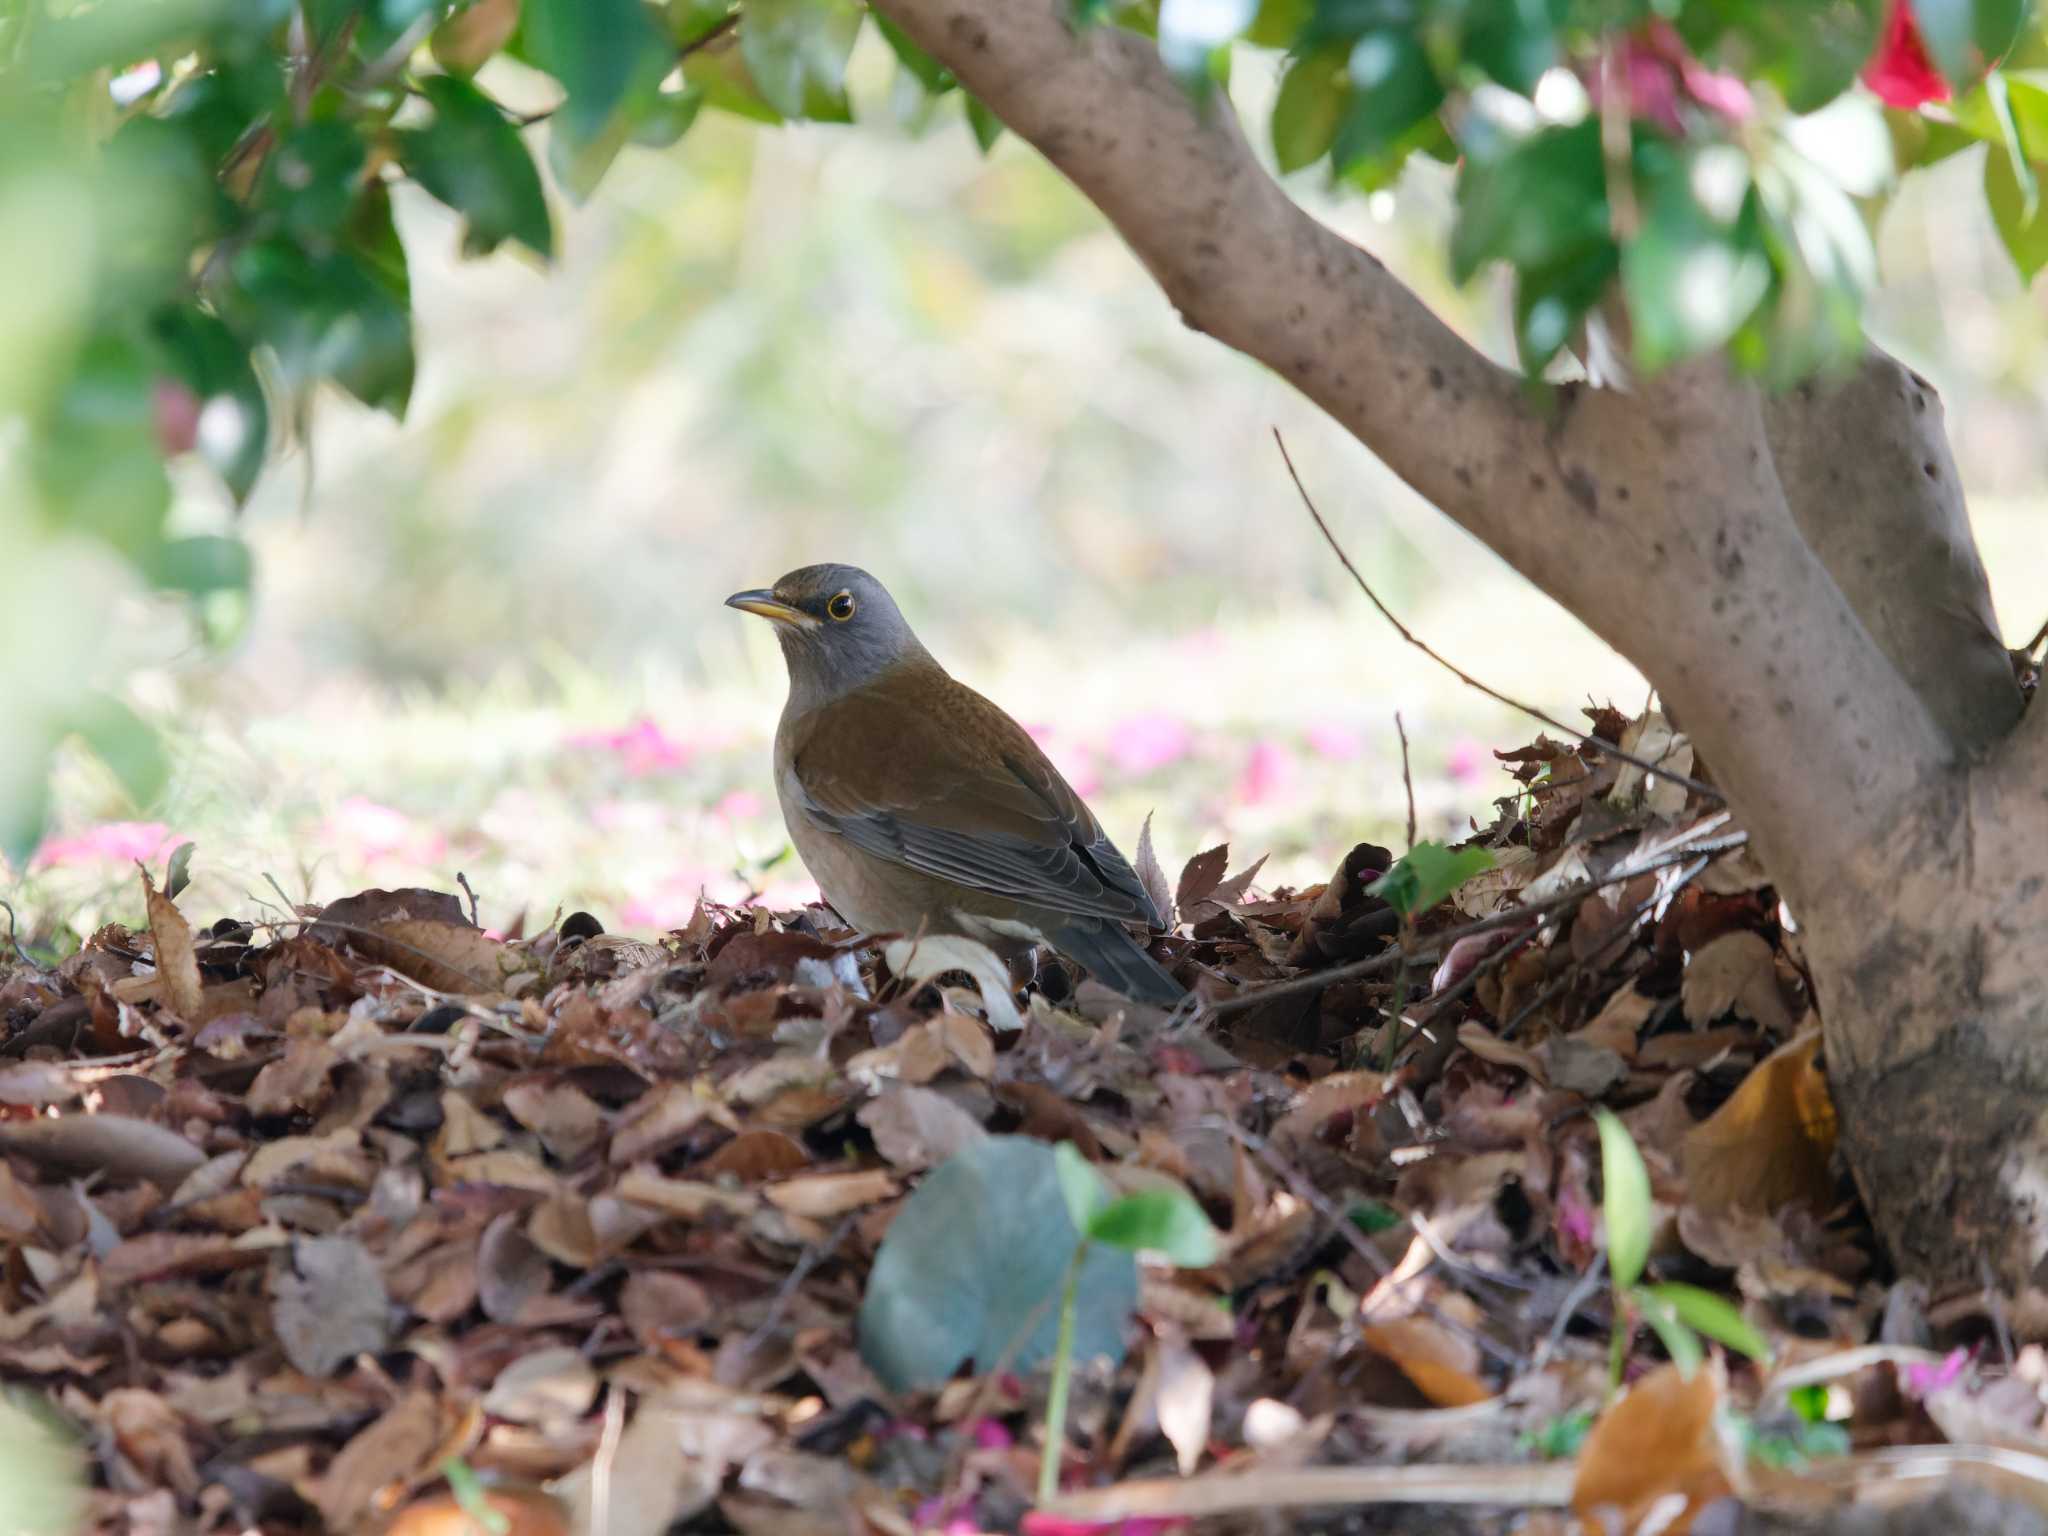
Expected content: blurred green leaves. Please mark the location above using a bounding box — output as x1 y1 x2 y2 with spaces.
400 74 553 257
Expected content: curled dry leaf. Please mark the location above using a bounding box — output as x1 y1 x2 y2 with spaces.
1571 1359 1738 1533
483 1346 599 1426
1133 811 1174 928
142 870 206 1023
881 934 1023 1033
0 1114 204 1190
1682 929 1796 1034
762 1169 899 1218
308 1389 444 1531
1683 1029 1836 1217
1360 1317 1494 1408
361 918 525 995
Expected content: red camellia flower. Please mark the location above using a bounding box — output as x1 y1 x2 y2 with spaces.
1864 0 1951 110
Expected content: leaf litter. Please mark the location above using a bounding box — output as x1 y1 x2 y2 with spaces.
2 706 2044 1535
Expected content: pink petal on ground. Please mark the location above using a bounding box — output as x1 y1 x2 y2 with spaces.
969 1417 1013 1450
1234 739 1297 806
713 789 766 821
31 821 179 870
568 715 692 777
1107 714 1192 777
326 796 447 865
1557 1188 1596 1249
1021 1517 1188 1536
1446 737 1488 784
1307 722 1364 761
1902 1346 1971 1398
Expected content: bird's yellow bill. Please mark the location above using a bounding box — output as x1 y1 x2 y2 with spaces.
725 589 819 628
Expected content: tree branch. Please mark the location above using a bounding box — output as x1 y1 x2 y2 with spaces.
1762 350 2023 754
873 0 1952 910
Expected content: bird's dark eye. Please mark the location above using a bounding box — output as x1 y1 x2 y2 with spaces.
827 590 856 621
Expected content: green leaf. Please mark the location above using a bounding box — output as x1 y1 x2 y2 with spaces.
259 120 368 241
875 14 953 92
1247 0 1310 46
400 74 554 259
225 236 415 414
72 693 171 811
858 1136 1139 1392
1462 0 1564 95
1915 0 2030 88
629 88 706 147
1087 1188 1221 1266
164 841 196 902
524 0 671 143
1788 1382 1831 1424
1623 142 1772 369
1449 118 1606 284
1514 243 1618 373
966 92 1004 151
37 331 173 559
1366 841 1496 919
149 535 254 595
1634 1286 1705 1379
1642 1282 1775 1364
1332 30 1443 170
1677 0 1884 114
683 43 785 123
1272 46 1349 171
739 0 864 120
1593 1109 1653 1291
1986 70 2041 220
151 306 269 504
1054 1141 1111 1231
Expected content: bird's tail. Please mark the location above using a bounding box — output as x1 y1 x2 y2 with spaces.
1050 919 1184 1005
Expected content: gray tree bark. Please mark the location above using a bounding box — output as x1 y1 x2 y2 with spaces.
871 0 2048 1287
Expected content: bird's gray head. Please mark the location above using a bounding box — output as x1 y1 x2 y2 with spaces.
726 563 930 709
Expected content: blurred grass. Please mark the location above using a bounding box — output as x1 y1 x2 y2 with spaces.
10 45 2048 946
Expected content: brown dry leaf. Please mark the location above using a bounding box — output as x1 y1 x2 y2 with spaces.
142 870 206 1022
1683 1029 1835 1217
501 1079 606 1163
308 1389 444 1531
621 1270 714 1346
102 1388 200 1496
1458 1022 1547 1084
0 1114 204 1189
527 1189 600 1267
359 917 522 994
478 1210 554 1323
698 1128 812 1181
1133 813 1174 926
1575 985 1656 1060
857 1085 987 1172
762 1169 898 1218
272 1235 397 1378
1176 845 1230 913
612 1168 758 1220
383 1484 570 1536
246 1037 342 1118
1360 1318 1493 1408
1571 1359 1737 1534
483 1347 598 1426
1682 930 1796 1033
612 1080 724 1164
557 1399 728 1536
1155 1332 1216 1475
102 1230 275 1289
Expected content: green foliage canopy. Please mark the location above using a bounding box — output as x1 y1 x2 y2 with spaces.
0 0 2040 855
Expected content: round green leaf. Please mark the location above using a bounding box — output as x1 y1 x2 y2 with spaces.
1272 46 1349 172
1642 1282 1774 1364
858 1136 1138 1392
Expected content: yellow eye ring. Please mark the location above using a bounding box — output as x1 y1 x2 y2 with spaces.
827 590 856 622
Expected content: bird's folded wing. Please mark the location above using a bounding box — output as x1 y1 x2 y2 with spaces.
789 678 1162 928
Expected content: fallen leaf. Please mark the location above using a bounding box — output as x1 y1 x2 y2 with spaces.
698 1129 812 1181
1683 1029 1835 1216
308 1389 443 1531
1571 1359 1737 1533
143 870 206 1022
1133 812 1174 927
882 935 1023 1033
0 1114 204 1190
271 1235 396 1378
1155 1332 1215 1475
1176 845 1230 913
1360 1317 1493 1408
1682 930 1795 1033
762 1169 898 1218
857 1085 988 1172
484 1347 599 1425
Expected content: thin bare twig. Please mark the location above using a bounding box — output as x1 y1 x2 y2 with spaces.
1274 428 1724 804
2022 614 2048 659
457 871 482 928
1395 710 1418 851
591 1384 626 1536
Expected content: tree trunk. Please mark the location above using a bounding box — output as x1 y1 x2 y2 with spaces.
873 0 2048 1287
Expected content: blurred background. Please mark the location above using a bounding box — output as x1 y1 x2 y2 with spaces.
8 40 2045 945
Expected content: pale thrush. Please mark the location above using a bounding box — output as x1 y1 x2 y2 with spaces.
727 564 1183 1004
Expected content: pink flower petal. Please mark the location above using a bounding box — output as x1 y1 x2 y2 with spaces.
567 715 692 777
1446 737 1488 784
1234 739 1296 806
1307 723 1364 761
1107 714 1192 777
31 821 180 870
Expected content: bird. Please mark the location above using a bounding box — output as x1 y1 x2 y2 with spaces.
726 563 1184 1005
